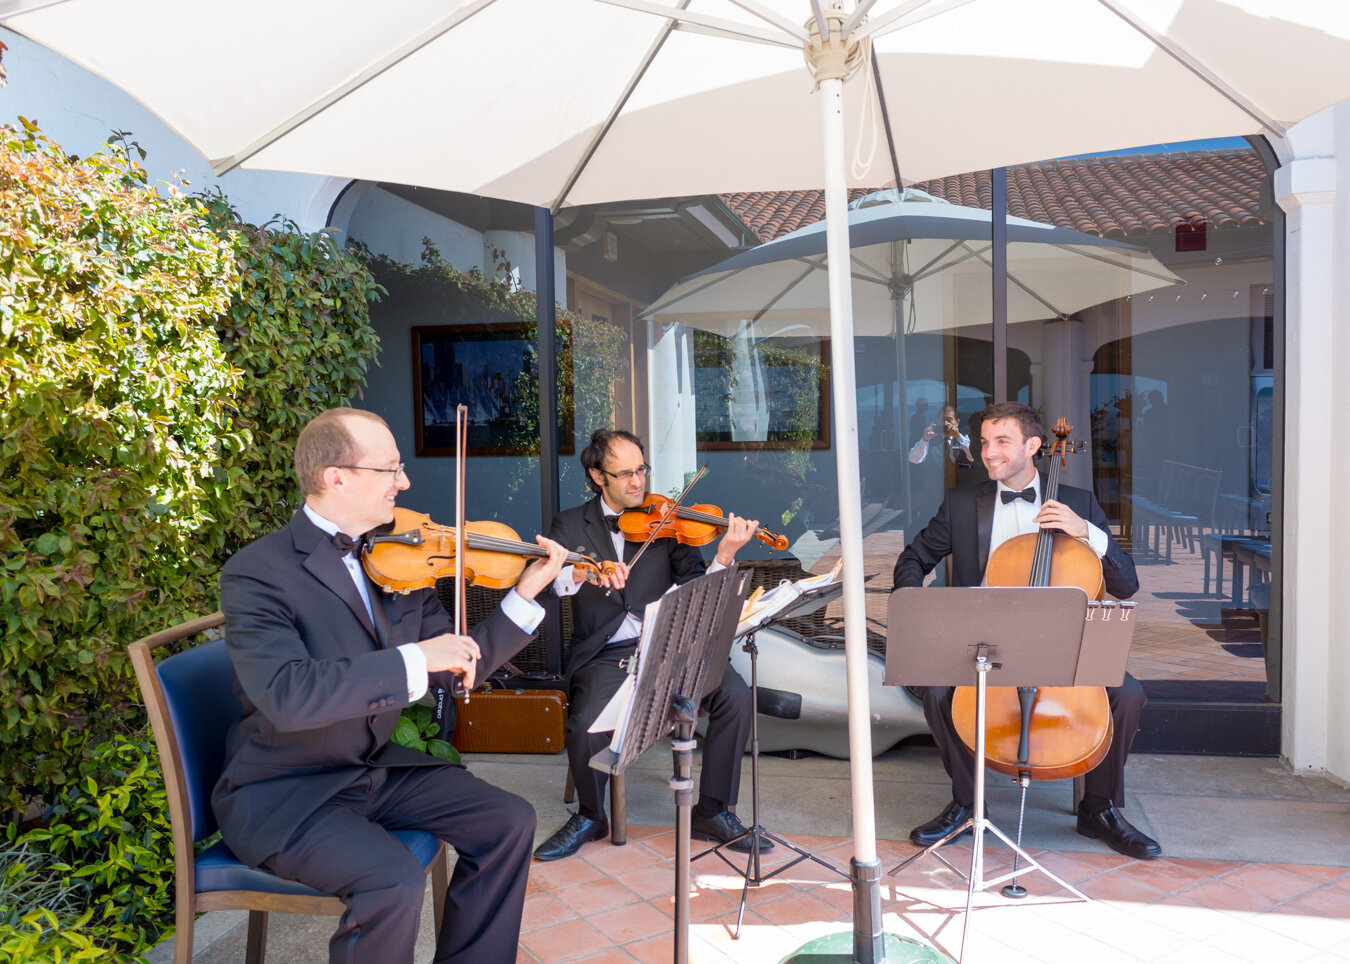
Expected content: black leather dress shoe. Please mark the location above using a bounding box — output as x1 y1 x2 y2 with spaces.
909 800 977 847
1076 804 1162 860
690 810 774 853
533 812 608 862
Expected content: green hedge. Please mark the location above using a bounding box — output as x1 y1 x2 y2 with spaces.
1 120 382 958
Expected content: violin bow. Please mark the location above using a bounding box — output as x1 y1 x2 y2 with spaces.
625 463 708 572
453 405 471 698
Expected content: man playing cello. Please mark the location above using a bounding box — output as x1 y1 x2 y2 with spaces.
893 402 1161 860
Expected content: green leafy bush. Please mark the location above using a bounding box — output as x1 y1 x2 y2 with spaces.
0 120 242 809
0 122 384 815
2 732 171 962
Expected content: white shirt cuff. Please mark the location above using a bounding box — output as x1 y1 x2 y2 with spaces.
398 642 429 702
1085 521 1109 558
554 566 583 596
707 559 726 575
499 588 545 633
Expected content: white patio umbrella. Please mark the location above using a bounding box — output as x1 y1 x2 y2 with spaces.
643 187 1183 337
7 2 1350 960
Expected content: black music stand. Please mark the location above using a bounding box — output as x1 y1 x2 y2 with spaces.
883 586 1135 962
588 567 750 964
694 580 850 939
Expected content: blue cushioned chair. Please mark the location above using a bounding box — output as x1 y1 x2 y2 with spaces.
129 613 449 964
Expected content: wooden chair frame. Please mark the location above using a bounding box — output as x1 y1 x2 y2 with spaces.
129 612 449 964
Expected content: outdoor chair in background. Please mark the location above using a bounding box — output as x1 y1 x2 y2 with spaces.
129 613 449 964
1130 461 1222 562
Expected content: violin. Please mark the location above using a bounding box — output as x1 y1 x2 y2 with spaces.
362 506 615 594
617 493 789 551
951 417 1113 782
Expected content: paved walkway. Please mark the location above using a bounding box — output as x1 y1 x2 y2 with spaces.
152 747 1350 963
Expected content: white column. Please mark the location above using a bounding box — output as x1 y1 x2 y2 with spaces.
1274 108 1344 779
645 322 699 498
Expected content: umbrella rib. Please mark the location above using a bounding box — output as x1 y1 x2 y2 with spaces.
839 0 884 40
869 46 904 188
549 2 685 213
1094 0 1286 135
722 0 811 44
596 0 801 48
0 0 76 17
854 0 979 43
208 0 501 175
956 241 1073 318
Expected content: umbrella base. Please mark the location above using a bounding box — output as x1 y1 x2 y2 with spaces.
779 931 952 964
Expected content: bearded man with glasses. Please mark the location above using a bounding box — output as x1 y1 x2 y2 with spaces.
533 428 766 861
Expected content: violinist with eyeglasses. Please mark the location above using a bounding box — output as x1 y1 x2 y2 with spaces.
213 407 569 964
532 428 767 862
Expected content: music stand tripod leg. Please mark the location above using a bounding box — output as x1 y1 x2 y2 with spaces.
691 630 849 941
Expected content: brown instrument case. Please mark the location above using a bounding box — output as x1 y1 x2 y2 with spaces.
451 680 567 754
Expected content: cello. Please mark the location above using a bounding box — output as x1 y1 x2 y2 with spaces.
950 418 1113 783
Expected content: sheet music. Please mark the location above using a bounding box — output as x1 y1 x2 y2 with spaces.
736 560 841 634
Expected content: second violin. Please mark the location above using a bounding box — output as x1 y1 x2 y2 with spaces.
617 493 789 551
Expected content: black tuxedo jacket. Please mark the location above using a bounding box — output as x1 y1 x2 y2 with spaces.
893 476 1138 600
211 510 531 868
547 496 706 678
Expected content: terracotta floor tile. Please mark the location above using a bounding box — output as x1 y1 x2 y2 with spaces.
522 891 578 932
1078 867 1170 904
516 946 542 963
585 898 679 945
552 876 645 916
1179 877 1282 914
613 862 676 900
518 918 610 964
531 854 606 891
1285 884 1350 917
1220 863 1328 902
1271 862 1350 885
1111 856 1215 895
750 886 849 927
565 950 640 964
583 839 669 876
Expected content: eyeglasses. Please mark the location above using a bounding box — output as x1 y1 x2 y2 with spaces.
336 462 407 479
600 464 651 483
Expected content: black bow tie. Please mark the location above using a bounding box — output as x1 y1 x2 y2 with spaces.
1000 487 1036 505
603 514 622 534
330 531 363 556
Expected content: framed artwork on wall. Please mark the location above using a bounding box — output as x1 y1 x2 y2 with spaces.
691 332 830 451
412 323 572 457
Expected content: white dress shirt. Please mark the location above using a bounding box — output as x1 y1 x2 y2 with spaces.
552 500 726 646
987 477 1109 564
304 504 543 700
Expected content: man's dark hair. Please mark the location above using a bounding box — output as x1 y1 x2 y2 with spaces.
580 429 646 494
979 401 1043 444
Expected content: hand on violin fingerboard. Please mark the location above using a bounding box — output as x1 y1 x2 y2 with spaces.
714 513 758 567
572 559 628 591
515 536 571 602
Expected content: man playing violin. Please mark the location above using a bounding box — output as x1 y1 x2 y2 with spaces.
893 401 1161 861
213 407 570 964
533 428 766 861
